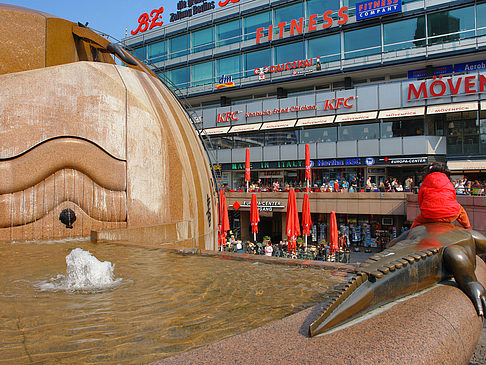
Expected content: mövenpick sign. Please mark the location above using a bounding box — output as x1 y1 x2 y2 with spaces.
407 74 486 100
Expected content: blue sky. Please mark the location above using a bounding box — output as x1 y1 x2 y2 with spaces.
1 1 179 41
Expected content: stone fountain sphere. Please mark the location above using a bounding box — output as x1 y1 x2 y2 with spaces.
0 4 217 250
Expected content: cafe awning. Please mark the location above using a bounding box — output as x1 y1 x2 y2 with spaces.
295 115 335 127
260 119 297 130
228 123 262 133
448 159 486 171
335 111 378 123
378 107 425 119
427 102 478 114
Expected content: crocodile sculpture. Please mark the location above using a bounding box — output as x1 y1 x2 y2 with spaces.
309 222 486 336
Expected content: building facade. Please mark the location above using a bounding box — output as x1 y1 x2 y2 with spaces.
123 0 486 245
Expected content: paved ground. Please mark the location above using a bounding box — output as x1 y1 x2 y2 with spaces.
350 249 486 364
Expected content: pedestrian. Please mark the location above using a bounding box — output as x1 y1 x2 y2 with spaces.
264 241 273 256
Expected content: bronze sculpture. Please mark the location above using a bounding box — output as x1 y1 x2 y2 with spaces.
310 223 486 336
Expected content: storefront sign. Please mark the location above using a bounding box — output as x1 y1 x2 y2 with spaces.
255 7 349 45
378 107 425 119
295 116 335 126
131 7 164 35
240 201 284 211
254 58 315 75
170 0 216 22
427 102 478 114
217 111 240 123
259 120 297 130
335 111 378 123
324 97 354 110
377 156 428 165
407 65 453 79
216 75 234 89
454 60 486 73
228 123 262 133
407 74 486 100
356 0 401 20
219 155 427 171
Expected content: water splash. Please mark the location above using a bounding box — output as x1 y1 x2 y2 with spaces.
39 248 122 292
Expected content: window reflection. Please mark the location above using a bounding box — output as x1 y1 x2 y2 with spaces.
344 26 381 59
383 16 425 52
265 130 299 145
147 42 166 61
233 133 265 148
339 123 379 141
274 3 304 32
244 12 271 41
216 20 241 47
381 117 424 138
191 61 213 87
191 27 214 53
275 42 304 64
300 126 337 143
428 7 475 45
307 34 341 61
244 48 271 76
169 34 188 59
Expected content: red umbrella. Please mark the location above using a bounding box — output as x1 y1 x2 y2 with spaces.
302 192 312 249
245 148 251 191
250 193 260 242
218 189 230 251
329 211 339 254
305 144 311 191
286 189 300 254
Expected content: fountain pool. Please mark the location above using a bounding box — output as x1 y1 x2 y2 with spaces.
0 240 345 364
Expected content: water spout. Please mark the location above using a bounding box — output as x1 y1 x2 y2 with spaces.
39 248 121 292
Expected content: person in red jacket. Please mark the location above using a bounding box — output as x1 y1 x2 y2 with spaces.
411 162 471 229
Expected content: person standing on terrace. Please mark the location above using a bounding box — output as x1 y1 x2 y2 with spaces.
411 163 472 230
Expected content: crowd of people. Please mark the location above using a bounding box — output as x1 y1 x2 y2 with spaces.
226 176 486 195
222 234 351 263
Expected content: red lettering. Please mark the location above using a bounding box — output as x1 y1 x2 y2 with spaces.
131 13 150 35
480 75 486 92
323 10 333 28
290 18 303 36
217 112 239 123
148 7 164 30
324 99 336 110
219 0 240 6
297 60 304 68
336 98 345 109
256 27 264 44
230 111 239 121
447 78 462 95
344 96 354 108
375 1 380 7
358 4 364 11
465 76 476 94
308 14 318 32
338 7 348 25
270 65 276 72
277 22 286 38
408 82 428 100
268 25 273 41
429 77 446 97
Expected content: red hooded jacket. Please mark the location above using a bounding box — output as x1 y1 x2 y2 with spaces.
418 172 461 219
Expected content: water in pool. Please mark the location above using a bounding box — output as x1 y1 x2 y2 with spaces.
0 239 345 364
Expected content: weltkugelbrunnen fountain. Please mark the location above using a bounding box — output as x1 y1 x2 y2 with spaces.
0 4 346 363
2 4 486 365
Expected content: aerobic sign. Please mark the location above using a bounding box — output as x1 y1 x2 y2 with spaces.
356 0 402 21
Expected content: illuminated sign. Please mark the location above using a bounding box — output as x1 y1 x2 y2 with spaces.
455 60 486 73
216 75 235 89
407 74 486 101
255 7 348 45
240 201 284 212
356 0 401 21
170 0 215 22
131 7 164 35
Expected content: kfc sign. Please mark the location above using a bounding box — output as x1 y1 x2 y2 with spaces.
217 111 240 123
324 97 354 110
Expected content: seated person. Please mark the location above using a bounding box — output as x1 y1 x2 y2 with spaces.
411 162 471 229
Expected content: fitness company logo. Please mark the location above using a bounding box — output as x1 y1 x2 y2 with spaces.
356 0 401 21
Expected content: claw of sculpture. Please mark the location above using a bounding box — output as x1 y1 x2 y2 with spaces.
309 223 486 336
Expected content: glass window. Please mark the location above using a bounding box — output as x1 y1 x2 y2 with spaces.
307 34 340 62
191 27 213 53
307 0 340 15
344 26 381 59
342 0 357 14
428 6 475 45
244 48 271 76
301 126 337 143
191 61 214 87
274 3 304 33
339 122 379 141
131 46 146 60
206 135 233 149
477 3 486 36
167 67 189 88
216 55 241 80
216 20 241 47
147 41 166 61
233 133 265 148
169 34 188 59
381 118 424 138
265 130 299 145
383 16 425 52
275 42 304 64
244 11 271 41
